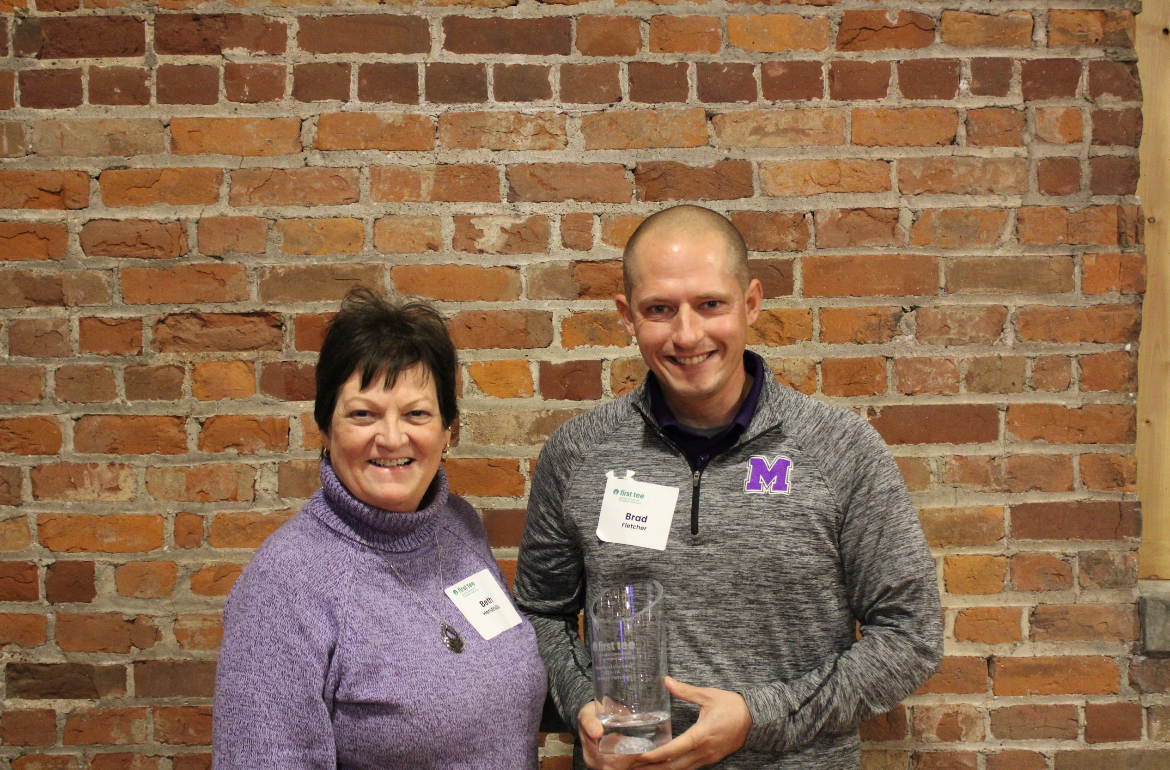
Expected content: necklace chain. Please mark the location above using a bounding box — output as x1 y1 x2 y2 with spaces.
385 535 464 653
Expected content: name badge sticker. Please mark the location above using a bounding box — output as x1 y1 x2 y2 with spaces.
595 470 680 551
445 568 523 641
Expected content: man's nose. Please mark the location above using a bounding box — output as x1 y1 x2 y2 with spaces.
672 306 703 348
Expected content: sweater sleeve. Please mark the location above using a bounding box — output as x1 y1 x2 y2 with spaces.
213 547 341 770
739 420 944 754
513 432 596 734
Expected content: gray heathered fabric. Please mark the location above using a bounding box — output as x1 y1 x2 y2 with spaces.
514 368 943 770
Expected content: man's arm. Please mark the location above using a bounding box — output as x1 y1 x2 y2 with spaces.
738 423 944 753
514 436 596 735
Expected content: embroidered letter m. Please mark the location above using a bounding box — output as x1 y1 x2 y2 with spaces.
744 456 793 495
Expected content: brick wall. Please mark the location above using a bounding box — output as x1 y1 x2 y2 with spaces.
0 0 1159 766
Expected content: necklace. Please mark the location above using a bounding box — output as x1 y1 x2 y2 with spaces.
385 536 464 653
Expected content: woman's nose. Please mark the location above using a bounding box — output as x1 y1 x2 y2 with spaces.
374 418 407 448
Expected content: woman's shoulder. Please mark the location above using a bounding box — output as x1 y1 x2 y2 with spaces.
230 506 354 605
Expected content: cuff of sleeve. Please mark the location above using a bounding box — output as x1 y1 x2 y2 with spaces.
739 683 794 753
564 676 596 735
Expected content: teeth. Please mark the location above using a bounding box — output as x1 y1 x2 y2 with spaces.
370 458 411 467
676 353 710 365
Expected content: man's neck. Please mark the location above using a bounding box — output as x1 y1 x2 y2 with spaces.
665 370 754 430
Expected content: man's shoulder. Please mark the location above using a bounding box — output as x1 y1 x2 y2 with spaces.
765 380 876 447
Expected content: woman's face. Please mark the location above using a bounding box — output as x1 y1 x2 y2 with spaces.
324 364 451 513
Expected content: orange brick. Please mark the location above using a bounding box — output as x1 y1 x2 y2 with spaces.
121 264 247 305
576 16 641 56
55 365 117 403
819 306 904 344
993 656 1120 695
1049 9 1134 48
912 209 1007 248
208 512 293 548
0 170 89 209
837 11 935 51
99 168 221 206
893 357 959 395
314 113 434 151
438 111 566 151
199 415 289 454
912 704 984 742
468 360 534 398
144 465 256 503
899 157 1028 195
941 11 1034 47
38 514 163 553
174 613 222 651
373 216 442 254
276 218 363 255
62 707 148 745
919 507 1005 548
966 107 1025 147
190 563 243 596
852 108 958 146
944 555 1007 594
445 458 525 497
1081 350 1137 392
453 215 549 254
229 167 359 207
198 216 268 256
581 109 707 150
0 614 48 647
815 208 902 248
917 656 989 695
561 311 632 349
0 417 63 456
192 361 256 401
56 614 158 654
1030 604 1138 642
1035 106 1084 143
748 310 814 346
1080 453 1136 491
712 110 845 148
650 15 721 54
1018 205 1119 245
370 164 499 203
0 222 68 261
392 265 521 302
990 704 1079 740
30 464 134 503
727 14 831 52
760 159 890 196
171 117 301 156
915 305 1008 345
528 261 623 301
1007 403 1134 444
804 254 937 297
154 706 212 746
80 220 188 259
1083 252 1146 294
954 607 1022 644
821 357 887 397
114 562 177 599
74 415 186 455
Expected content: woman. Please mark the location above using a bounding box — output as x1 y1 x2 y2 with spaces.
213 288 547 769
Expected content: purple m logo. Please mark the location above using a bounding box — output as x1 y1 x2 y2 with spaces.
744 456 793 495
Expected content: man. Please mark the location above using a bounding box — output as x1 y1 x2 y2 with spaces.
514 205 943 770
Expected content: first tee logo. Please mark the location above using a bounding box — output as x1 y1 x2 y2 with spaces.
744 456 793 495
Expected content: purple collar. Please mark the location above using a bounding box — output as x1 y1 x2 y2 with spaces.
309 459 448 553
647 351 765 470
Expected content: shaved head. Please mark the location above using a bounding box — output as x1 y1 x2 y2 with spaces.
623 205 749 297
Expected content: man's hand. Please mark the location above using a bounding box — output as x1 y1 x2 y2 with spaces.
634 677 752 770
578 701 647 770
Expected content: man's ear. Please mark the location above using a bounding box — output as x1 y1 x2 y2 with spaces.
615 292 637 337
744 279 763 326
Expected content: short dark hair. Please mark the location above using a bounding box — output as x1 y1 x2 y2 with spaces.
623 205 749 296
314 288 458 435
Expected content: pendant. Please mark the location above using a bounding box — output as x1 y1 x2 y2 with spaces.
441 623 464 653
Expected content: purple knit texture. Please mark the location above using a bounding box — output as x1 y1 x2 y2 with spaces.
213 461 547 770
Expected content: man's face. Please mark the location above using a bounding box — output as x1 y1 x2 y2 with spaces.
616 230 762 426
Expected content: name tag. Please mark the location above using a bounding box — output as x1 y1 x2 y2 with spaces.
445 569 523 641
595 471 680 551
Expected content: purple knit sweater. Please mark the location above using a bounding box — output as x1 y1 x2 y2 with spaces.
212 461 547 770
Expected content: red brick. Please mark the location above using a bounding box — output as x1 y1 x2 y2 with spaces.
426 63 487 104
940 11 1033 48
152 313 283 353
828 61 890 100
174 613 222 650
0 417 62 456
100 168 221 207
990 704 1079 739
913 209 1007 250
57 615 158 655
172 117 301 157
494 64 552 102
199 217 268 256
713 109 845 148
1011 501 1140 541
731 211 810 253
820 306 904 344
155 14 286 55
1017 305 1139 344
650 15 721 54
278 459 321 499
30 464 134 503
393 264 520 302
1081 351 1137 393
0 366 43 404
74 415 186 456
0 72 12 110
1089 61 1140 100
852 108 957 146
358 63 419 104
372 216 441 255
761 61 823 101
1019 206 1121 245
14 16 145 58
629 62 690 103
55 365 116 403
481 509 526 549
0 170 88 210
1080 453 1137 492
38 514 163 553
635 160 753 201
0 560 38 601
748 259 795 298
560 63 621 104
154 706 212 746
199 415 288 455
299 15 429 54
944 555 1007 594
893 357 959 395
1080 550 1138 590
175 514 205 550
697 63 757 103
539 361 603 401
445 459 526 498
1091 156 1140 196
576 16 641 56
7 662 126 700
79 317 141 355
0 614 46 648
581 109 707 150
191 563 243 596
870 404 998 445
259 362 316 401
815 208 902 248
561 213 594 251
443 16 570 55
747 309 813 347
260 264 382 303
80 220 187 259
508 163 630 203
294 62 350 102
224 63 284 104
230 167 358 207
993 656 1120 695
114 561 177 599
1035 107 1083 144
0 270 111 309
528 261 622 300
822 357 886 397
954 607 1021 644
145 465 256 504
124 365 183 402
89 66 149 106
1038 157 1081 196
0 223 67 261
899 59 960 99
1030 604 1138 643
948 256 1073 294
838 10 934 50
1093 108 1142 147
122 264 246 305
208 512 293 549
966 107 1026 147
1049 10 1135 48
439 112 565 151
804 254 936 297
727 14 831 52
454 215 549 254
371 164 499 203
899 157 1027 195
917 657 989 695
912 704 984 743
157 65 219 106
561 311 633 349
0 709 57 746
447 311 553 350
860 705 907 741
276 218 363 255
1084 702 1142 743
0 469 23 509
134 660 217 698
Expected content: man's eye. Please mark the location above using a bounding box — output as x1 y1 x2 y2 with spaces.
647 305 669 315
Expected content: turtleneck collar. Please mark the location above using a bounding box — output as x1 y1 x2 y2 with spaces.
309 459 449 553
